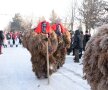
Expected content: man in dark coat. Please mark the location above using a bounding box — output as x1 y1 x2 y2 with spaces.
0 30 4 54
73 29 81 62
83 31 91 51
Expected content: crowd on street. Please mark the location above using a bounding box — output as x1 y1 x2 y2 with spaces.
0 21 91 64
67 30 91 63
0 31 23 54
3 31 23 47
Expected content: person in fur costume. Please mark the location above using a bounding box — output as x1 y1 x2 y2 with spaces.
83 24 108 90
22 21 58 78
22 20 71 78
52 22 71 68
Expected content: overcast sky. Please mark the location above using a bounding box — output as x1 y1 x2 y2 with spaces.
0 0 82 30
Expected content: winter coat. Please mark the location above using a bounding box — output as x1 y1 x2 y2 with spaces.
73 30 81 49
6 33 11 40
80 34 84 49
0 31 4 45
83 33 91 50
12 33 16 39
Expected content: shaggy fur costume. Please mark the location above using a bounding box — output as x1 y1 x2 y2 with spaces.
22 30 58 78
83 24 108 90
54 30 71 68
22 30 71 78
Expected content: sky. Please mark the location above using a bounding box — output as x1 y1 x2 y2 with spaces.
0 0 82 30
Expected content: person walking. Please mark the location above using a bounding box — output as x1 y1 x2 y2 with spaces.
0 30 4 54
83 31 91 51
73 29 81 63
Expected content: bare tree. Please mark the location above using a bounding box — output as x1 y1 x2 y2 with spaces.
71 0 76 31
79 0 108 33
67 0 78 31
50 10 58 24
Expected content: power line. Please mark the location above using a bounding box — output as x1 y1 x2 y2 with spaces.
0 14 13 16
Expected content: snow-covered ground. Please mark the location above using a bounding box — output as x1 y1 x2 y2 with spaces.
0 45 90 90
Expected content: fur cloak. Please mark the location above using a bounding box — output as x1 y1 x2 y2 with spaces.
22 28 71 79
83 24 108 90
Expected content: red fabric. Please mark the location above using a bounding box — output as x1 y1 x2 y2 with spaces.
64 28 68 32
34 21 51 34
12 33 16 39
51 23 66 33
16 32 20 38
51 24 56 31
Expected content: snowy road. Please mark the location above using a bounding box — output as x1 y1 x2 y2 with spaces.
0 46 90 90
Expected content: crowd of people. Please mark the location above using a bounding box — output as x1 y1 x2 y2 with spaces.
67 29 91 63
0 31 23 54
0 20 91 64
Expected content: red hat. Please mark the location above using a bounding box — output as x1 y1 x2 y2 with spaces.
35 21 51 34
51 23 66 33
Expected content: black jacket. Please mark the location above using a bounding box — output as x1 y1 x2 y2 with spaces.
0 31 4 45
73 30 81 49
83 34 91 50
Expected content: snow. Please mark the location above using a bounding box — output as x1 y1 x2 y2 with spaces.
0 45 90 90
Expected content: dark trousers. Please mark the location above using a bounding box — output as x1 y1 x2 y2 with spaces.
74 49 79 62
73 48 75 56
12 39 15 45
79 48 83 59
